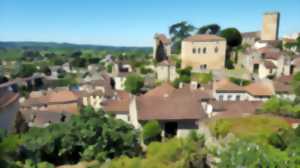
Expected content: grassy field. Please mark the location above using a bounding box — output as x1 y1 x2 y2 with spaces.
191 72 213 84
209 115 290 143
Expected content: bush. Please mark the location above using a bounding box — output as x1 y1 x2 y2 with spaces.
209 119 232 138
124 74 144 94
143 120 161 144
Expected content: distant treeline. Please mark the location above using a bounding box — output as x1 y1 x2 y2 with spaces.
0 41 152 52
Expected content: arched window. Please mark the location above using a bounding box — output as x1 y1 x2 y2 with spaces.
215 47 219 53
198 48 201 54
203 47 207 54
192 48 196 54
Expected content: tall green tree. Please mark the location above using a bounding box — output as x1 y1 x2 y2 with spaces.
197 24 221 35
124 74 144 94
220 28 242 69
169 21 195 54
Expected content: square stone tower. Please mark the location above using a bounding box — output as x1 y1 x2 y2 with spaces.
261 12 280 41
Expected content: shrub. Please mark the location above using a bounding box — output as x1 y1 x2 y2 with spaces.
143 120 161 144
209 119 232 138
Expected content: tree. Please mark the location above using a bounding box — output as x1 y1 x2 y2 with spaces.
220 28 242 69
292 72 300 97
218 140 293 167
143 120 162 145
20 107 141 165
169 21 195 54
220 28 242 48
124 74 144 94
197 24 220 35
13 63 37 78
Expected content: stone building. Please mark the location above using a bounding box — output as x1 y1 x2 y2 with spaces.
181 35 226 71
261 12 280 41
156 60 178 82
153 33 171 62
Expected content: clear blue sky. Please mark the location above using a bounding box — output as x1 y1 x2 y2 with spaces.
0 0 299 47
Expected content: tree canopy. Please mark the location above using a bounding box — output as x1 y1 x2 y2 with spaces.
197 24 221 35
220 28 242 48
169 21 195 54
124 74 144 94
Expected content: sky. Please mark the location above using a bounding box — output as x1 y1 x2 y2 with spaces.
0 0 299 47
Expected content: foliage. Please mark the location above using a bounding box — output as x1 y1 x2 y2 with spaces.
209 119 232 138
229 77 250 86
106 63 113 73
124 74 144 94
0 131 22 168
173 66 192 87
220 28 242 48
218 140 293 168
209 115 290 142
108 137 207 168
293 72 300 97
12 63 37 78
142 120 161 144
169 21 195 53
191 72 213 84
261 97 300 118
197 24 220 35
20 107 141 165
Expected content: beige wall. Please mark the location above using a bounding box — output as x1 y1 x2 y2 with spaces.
181 40 226 71
156 65 178 82
261 12 280 41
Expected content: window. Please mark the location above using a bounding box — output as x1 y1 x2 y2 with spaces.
219 95 224 101
200 64 207 70
228 95 232 101
203 47 207 54
215 47 219 53
236 95 241 101
192 48 196 54
198 48 201 54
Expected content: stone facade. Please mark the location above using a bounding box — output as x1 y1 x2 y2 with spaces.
181 35 226 71
261 12 280 41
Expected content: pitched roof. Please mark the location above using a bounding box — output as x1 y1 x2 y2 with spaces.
102 91 130 113
273 81 292 94
155 33 171 45
242 31 261 38
23 90 79 106
137 83 207 121
212 101 263 118
0 88 19 109
245 81 274 96
214 79 245 93
183 34 225 42
264 60 277 69
143 82 175 97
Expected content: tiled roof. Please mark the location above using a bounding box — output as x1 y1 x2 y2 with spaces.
137 83 207 121
0 88 19 109
214 79 245 93
102 91 130 113
183 34 225 42
23 90 79 107
245 81 274 96
264 61 277 69
212 101 263 118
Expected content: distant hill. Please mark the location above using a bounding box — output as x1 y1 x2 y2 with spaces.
0 41 152 52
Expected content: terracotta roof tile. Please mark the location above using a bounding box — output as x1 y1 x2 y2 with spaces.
137 83 207 121
214 79 245 93
102 91 130 113
245 81 274 96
